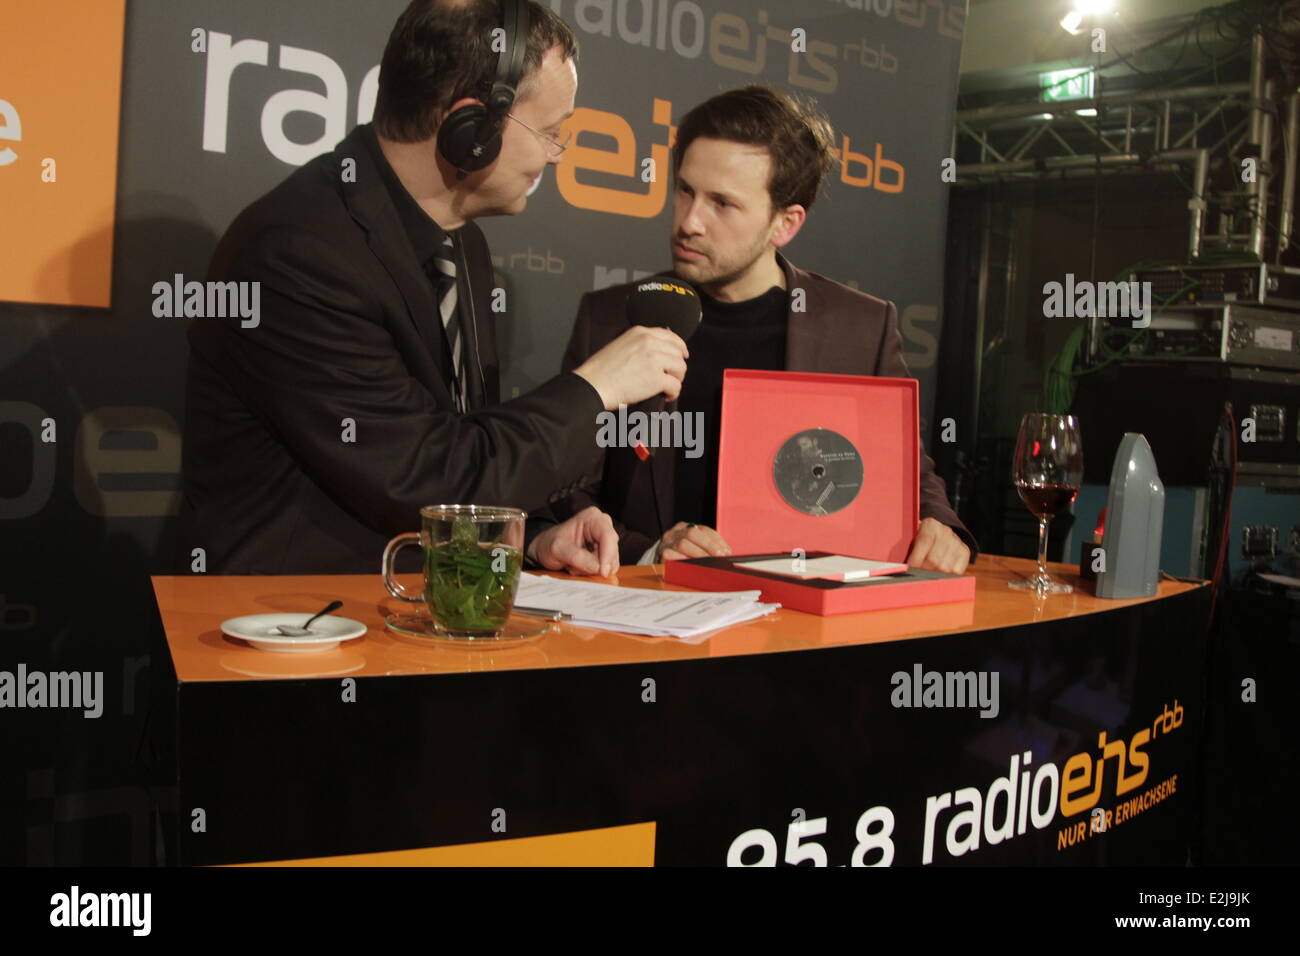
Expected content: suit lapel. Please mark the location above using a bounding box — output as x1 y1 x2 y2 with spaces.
781 252 827 372
335 125 455 406
455 224 500 407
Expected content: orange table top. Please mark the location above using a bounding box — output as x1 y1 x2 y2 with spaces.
150 555 1205 683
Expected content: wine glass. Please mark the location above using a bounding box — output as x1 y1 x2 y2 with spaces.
1010 413 1084 594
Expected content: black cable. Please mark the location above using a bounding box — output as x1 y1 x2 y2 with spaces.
647 458 665 543
1207 402 1238 626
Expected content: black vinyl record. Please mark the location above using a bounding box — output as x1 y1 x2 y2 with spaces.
772 428 863 516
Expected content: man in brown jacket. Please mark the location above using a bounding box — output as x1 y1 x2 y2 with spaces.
556 86 976 573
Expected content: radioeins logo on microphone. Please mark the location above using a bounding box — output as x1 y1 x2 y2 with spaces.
637 280 693 296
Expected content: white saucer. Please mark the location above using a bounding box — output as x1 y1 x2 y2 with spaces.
220 613 367 653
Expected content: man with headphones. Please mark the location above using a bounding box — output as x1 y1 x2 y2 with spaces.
181 0 687 574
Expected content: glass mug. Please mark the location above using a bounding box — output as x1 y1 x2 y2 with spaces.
382 505 526 637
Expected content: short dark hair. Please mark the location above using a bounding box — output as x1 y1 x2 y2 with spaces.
671 86 836 212
373 0 579 143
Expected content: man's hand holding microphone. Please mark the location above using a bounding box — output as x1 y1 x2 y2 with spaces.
547 279 700 576
572 324 689 408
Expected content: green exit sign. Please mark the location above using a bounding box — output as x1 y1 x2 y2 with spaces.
1041 69 1094 102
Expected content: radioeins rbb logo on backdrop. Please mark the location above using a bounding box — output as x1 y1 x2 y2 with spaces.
0 2 126 308
199 15 907 219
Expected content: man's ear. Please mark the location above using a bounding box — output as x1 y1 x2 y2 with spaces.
441 96 486 123
769 204 807 249
433 97 488 153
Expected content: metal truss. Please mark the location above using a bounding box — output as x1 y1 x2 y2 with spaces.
953 29 1296 263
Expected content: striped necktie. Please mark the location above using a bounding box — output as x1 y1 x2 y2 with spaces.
429 234 467 412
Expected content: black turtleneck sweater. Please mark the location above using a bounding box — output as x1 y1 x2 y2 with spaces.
673 285 787 527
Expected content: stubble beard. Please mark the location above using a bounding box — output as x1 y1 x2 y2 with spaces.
677 232 771 296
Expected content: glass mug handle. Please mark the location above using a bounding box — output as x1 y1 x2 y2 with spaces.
382 533 424 602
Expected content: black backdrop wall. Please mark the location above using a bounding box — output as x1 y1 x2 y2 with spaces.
0 0 966 864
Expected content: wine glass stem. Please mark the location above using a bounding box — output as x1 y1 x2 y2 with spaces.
1037 516 1051 581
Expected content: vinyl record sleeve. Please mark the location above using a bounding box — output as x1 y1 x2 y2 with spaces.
715 370 919 561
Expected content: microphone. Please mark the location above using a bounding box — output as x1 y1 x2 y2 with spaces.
625 277 701 547
626 276 702 342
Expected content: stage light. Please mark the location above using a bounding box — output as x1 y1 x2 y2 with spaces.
1061 0 1115 34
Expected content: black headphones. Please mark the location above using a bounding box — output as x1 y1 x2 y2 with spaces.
436 0 530 176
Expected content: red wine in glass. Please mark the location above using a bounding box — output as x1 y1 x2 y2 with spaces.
1010 414 1084 594
1016 483 1079 519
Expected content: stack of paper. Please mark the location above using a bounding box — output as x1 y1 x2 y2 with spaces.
515 573 779 642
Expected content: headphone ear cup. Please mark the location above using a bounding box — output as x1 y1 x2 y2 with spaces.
437 103 503 173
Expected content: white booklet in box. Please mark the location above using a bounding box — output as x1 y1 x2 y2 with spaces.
734 555 909 582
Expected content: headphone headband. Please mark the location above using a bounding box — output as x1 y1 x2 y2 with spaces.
438 0 531 175
490 0 529 117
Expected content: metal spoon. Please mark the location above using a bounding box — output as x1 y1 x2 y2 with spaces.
273 600 343 636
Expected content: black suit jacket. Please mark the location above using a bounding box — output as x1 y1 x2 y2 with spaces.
180 124 603 573
557 253 979 565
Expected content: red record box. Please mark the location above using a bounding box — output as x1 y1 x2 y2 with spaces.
666 370 974 615
714 369 919 561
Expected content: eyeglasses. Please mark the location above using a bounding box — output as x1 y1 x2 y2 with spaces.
507 113 572 156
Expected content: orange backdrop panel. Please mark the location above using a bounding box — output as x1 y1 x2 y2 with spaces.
0 0 126 307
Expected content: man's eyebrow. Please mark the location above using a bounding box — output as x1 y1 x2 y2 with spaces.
677 175 741 205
